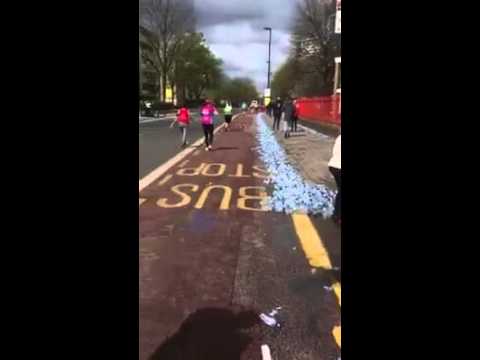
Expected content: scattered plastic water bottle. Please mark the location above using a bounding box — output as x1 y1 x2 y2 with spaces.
259 306 282 328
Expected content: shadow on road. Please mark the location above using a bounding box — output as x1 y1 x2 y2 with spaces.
149 307 259 360
212 147 239 151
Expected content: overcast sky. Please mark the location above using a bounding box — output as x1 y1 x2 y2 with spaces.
194 0 297 92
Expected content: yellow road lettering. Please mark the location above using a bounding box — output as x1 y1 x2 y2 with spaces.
201 163 226 177
177 163 206 176
332 282 341 306
252 165 269 179
228 164 250 178
333 325 341 348
194 185 232 210
157 184 199 208
237 186 269 211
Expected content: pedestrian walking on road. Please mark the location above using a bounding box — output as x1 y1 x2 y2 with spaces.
200 99 218 151
283 97 295 138
223 101 233 132
266 101 273 117
170 104 190 147
328 134 341 224
291 97 299 133
272 96 283 131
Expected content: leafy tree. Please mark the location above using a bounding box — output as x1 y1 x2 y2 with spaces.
209 77 258 105
281 0 340 96
139 0 195 101
271 57 299 99
173 33 223 102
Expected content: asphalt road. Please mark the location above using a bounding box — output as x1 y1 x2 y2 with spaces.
139 113 341 360
139 112 240 179
139 115 206 178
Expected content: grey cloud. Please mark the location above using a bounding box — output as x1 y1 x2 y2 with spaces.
223 61 244 73
194 0 296 32
195 12 264 28
193 0 298 90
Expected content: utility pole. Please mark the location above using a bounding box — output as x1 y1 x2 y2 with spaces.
263 27 272 89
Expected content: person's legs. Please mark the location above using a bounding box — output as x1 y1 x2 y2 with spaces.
208 124 214 148
293 118 298 132
178 126 184 145
274 116 279 130
202 124 210 147
182 126 187 145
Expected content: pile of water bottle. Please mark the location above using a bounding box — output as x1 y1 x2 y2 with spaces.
256 114 335 218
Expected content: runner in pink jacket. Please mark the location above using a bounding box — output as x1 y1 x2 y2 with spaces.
170 105 190 147
200 99 218 151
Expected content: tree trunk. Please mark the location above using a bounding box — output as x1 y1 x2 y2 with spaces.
159 73 164 102
161 73 167 102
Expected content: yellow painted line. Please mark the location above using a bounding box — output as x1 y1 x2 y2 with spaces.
139 116 243 192
332 282 341 306
333 325 341 347
178 160 189 168
291 213 341 349
291 213 332 269
157 174 173 186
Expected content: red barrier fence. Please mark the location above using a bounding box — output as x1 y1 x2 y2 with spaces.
295 95 340 125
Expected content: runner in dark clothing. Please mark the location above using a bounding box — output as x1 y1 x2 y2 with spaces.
291 98 299 133
272 97 283 131
283 98 295 138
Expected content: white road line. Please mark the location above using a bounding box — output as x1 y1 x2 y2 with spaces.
298 124 318 135
178 160 190 168
261 345 273 360
139 114 241 192
139 117 175 124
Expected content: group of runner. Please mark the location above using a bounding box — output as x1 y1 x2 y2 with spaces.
170 99 234 151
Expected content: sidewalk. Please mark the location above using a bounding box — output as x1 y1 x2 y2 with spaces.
263 115 337 190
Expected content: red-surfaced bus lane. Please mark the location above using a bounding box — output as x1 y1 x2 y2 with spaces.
139 113 341 360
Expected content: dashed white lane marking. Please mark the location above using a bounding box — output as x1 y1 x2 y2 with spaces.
178 160 189 168
157 174 173 187
261 344 272 360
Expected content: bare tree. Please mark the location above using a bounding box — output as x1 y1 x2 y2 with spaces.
291 0 340 95
139 0 195 102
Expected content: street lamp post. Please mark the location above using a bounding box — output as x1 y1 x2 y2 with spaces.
263 27 272 89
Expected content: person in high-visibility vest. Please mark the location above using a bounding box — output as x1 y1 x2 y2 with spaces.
223 101 233 131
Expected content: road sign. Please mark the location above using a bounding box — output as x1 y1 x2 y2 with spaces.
165 86 173 103
264 88 271 97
